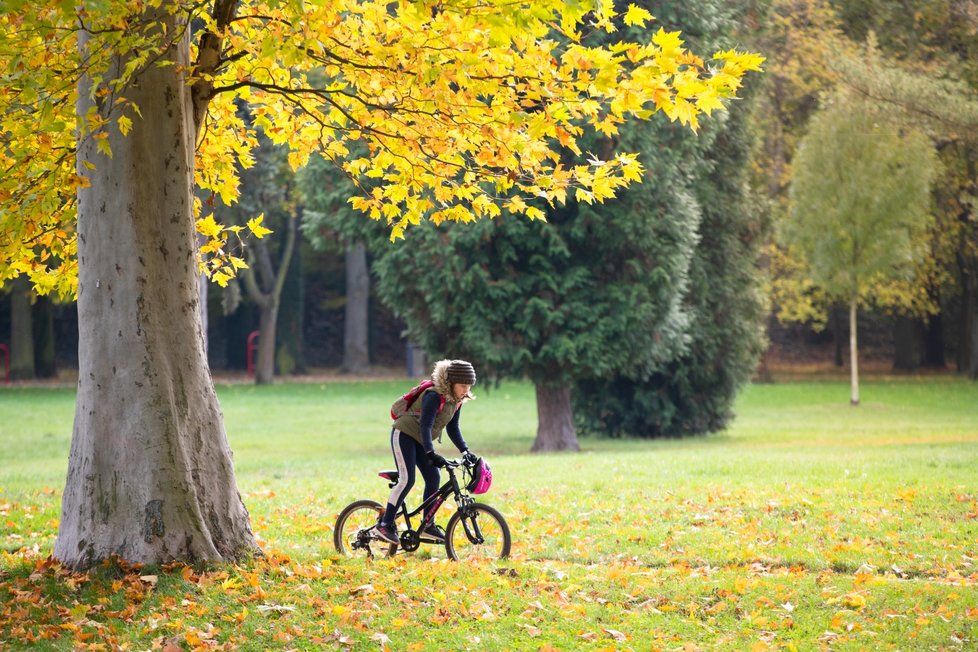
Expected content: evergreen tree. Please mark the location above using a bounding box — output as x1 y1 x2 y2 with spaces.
573 2 766 438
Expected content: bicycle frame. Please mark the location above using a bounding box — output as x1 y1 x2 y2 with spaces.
395 463 471 532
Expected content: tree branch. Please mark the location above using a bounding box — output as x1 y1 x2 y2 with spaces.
191 0 239 130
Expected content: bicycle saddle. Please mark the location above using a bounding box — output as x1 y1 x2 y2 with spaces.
378 470 399 482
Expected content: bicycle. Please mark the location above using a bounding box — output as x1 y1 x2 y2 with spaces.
334 456 511 561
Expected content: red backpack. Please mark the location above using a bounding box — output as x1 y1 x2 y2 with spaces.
390 380 446 420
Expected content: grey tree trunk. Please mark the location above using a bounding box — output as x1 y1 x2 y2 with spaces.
10 276 35 380
960 270 973 374
199 272 209 357
921 311 945 369
850 294 860 406
54 14 259 570
255 302 278 384
970 272 978 380
531 382 580 452
343 241 370 373
240 215 297 385
32 294 57 378
277 242 305 375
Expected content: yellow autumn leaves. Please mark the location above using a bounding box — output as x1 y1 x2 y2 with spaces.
195 213 271 287
193 0 763 248
1 1 763 296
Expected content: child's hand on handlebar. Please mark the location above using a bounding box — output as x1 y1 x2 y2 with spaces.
427 451 448 468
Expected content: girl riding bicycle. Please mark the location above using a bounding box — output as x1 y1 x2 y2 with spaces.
374 359 478 545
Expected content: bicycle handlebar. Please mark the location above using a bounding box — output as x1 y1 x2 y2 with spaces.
443 457 476 470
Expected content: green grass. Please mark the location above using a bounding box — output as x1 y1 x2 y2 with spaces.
1 378 977 650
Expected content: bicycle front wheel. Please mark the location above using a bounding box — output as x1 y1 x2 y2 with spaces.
333 499 397 558
444 502 511 561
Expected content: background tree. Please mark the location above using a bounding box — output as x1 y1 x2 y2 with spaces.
787 90 939 404
299 153 382 374
752 0 978 377
573 0 766 439
370 185 696 451
830 32 978 378
216 133 299 384
0 1 760 569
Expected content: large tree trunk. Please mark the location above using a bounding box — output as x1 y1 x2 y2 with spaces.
10 276 35 380
531 382 580 452
343 241 370 373
33 294 57 378
850 294 860 406
54 15 258 570
199 273 209 356
255 301 278 384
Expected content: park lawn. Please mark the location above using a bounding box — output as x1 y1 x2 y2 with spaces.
1 377 977 650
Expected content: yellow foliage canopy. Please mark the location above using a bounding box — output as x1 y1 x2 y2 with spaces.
0 1 763 297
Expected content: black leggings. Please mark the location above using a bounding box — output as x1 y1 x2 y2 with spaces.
381 429 441 526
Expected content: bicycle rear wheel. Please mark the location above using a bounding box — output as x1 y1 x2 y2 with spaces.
334 499 398 558
444 502 511 561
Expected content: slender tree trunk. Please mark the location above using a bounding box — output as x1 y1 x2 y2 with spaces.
531 382 580 452
54 14 258 570
921 311 946 369
278 240 305 375
10 276 35 380
255 301 278 384
241 217 297 385
831 306 844 367
343 241 370 373
960 271 973 373
892 316 919 371
33 294 57 378
850 294 859 406
970 270 978 380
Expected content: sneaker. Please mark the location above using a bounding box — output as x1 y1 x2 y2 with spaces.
421 523 446 543
374 522 400 545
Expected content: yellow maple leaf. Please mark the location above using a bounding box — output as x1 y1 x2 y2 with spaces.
195 215 222 239
247 214 272 239
623 4 654 27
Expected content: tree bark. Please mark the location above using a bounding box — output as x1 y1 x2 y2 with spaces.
199 272 209 357
531 382 580 452
255 301 278 384
33 294 57 378
343 241 370 373
10 276 35 380
850 294 860 406
54 12 259 570
277 240 305 375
